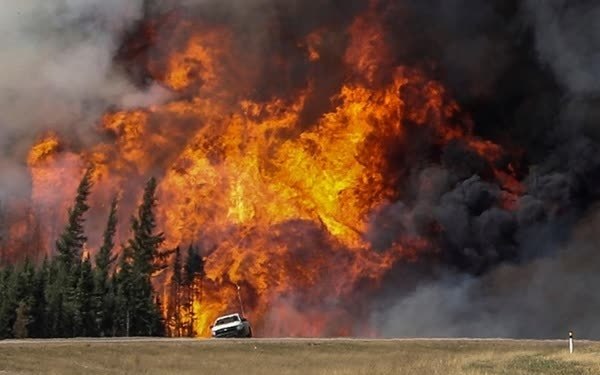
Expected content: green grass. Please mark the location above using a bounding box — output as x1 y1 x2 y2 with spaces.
0 339 599 375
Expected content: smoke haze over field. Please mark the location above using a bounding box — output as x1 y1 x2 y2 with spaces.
2 0 600 338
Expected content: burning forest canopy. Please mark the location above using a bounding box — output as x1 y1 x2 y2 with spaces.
2 0 600 338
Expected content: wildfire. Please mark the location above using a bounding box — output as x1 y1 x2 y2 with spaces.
27 134 60 166
18 6 523 337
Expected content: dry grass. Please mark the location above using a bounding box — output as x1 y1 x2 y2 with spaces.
1 338 599 375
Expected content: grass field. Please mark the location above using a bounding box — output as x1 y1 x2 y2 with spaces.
1 338 599 374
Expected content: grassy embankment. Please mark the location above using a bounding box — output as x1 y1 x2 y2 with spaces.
1 338 599 374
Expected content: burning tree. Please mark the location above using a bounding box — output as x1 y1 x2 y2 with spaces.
165 244 205 337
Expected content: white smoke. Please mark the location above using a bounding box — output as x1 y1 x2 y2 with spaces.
0 0 174 197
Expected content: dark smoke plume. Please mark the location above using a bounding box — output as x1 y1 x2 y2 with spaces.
366 0 600 338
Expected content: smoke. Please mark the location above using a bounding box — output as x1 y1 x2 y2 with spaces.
366 0 600 338
525 0 600 95
523 0 600 150
0 0 169 197
372 205 600 339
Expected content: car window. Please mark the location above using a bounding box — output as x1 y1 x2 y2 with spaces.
215 316 240 325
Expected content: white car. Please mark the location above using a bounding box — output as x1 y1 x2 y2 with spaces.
210 313 253 338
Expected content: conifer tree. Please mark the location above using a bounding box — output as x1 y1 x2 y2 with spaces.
184 245 205 285
168 246 183 336
183 245 205 337
108 271 119 337
14 258 36 338
0 200 6 266
48 168 93 337
0 265 16 338
74 255 95 336
95 196 119 336
115 247 134 336
29 256 49 337
0 267 7 337
129 178 166 276
0 175 178 339
61 258 82 337
16 258 36 303
152 295 166 337
55 168 93 270
122 177 167 336
45 259 65 337
0 260 39 338
96 196 118 279
12 302 30 339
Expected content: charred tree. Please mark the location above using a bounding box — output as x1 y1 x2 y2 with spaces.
167 246 183 337
183 244 205 337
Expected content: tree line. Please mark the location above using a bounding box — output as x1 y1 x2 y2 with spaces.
0 169 205 339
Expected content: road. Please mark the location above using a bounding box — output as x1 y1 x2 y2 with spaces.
0 337 585 345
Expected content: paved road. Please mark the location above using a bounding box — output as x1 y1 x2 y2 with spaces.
0 337 587 345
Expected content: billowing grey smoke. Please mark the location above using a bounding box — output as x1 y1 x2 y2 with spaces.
372 207 600 339
525 0 600 95
367 0 600 338
0 0 169 199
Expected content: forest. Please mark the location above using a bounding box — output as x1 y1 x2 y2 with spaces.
0 169 204 338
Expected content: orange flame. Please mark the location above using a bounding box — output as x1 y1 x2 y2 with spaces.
21 9 523 337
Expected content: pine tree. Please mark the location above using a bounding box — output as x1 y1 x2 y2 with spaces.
184 245 205 285
168 247 183 336
96 197 119 277
108 271 119 337
61 258 82 337
46 168 92 337
0 259 39 339
29 256 49 338
55 168 93 270
0 267 7 337
0 200 6 266
152 295 166 337
16 258 36 303
95 196 119 336
48 168 93 337
0 265 17 338
74 255 95 337
129 178 166 277
122 178 167 336
12 302 30 339
115 247 134 336
46 258 68 337
183 245 205 337
14 258 36 338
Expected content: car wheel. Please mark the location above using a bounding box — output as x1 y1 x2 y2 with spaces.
247 328 253 338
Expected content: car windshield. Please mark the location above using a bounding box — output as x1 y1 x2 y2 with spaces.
215 316 240 325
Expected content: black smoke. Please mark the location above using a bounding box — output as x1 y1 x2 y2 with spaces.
365 0 600 338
